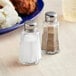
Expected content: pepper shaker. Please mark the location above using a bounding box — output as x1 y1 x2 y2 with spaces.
42 11 60 55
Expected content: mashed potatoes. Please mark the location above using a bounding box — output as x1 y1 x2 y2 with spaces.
0 0 22 28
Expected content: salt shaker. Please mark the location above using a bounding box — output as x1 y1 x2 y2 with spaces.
19 21 41 65
42 11 59 55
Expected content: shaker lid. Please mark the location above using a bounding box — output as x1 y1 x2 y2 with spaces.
24 20 37 32
45 11 57 22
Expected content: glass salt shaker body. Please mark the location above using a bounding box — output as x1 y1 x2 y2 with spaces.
19 21 41 65
42 12 59 55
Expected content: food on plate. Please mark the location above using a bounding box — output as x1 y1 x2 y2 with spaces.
0 5 3 9
0 0 22 28
10 0 37 15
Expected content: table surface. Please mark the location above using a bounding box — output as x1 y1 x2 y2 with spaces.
0 0 76 76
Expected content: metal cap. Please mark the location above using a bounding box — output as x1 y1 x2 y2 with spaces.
45 11 57 22
24 21 37 32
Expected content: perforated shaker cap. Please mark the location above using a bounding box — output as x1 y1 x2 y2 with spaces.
45 11 57 22
24 21 37 32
